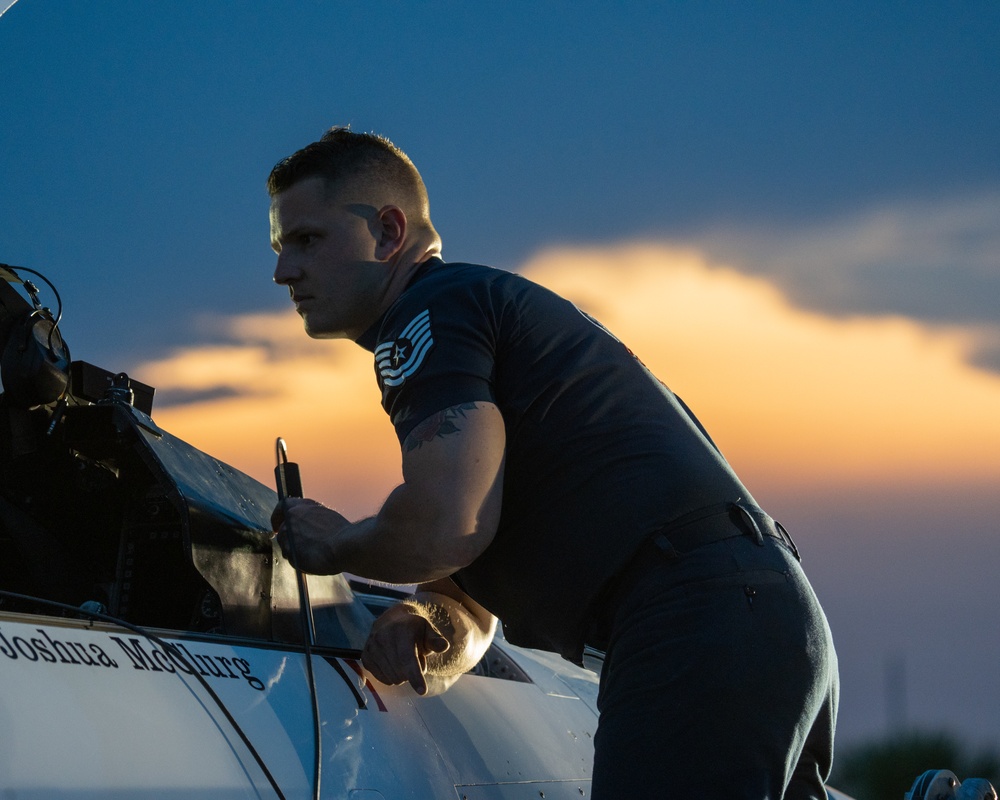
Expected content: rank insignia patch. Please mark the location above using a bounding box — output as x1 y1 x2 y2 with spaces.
375 309 433 387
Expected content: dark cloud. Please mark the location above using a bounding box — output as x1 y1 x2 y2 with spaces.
701 193 1000 373
2 1 998 376
152 385 256 409
969 342 1000 375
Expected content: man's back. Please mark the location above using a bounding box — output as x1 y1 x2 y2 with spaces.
360 258 754 659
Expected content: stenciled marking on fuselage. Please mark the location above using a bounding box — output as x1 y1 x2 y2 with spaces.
110 636 266 690
0 626 119 669
1 625 391 712
0 627 265 692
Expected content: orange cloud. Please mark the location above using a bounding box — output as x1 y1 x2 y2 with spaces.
138 244 1000 519
140 315 401 517
521 244 1000 490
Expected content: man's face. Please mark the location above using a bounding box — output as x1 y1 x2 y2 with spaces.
270 176 387 340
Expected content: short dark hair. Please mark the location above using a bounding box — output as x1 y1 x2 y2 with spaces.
267 126 428 208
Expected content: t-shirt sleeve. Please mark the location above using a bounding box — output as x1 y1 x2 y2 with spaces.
373 287 499 443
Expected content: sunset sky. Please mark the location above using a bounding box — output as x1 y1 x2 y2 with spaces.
2 0 998 754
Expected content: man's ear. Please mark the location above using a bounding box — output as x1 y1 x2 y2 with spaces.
373 205 407 261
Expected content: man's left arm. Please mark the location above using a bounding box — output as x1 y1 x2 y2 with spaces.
361 576 498 695
273 400 505 584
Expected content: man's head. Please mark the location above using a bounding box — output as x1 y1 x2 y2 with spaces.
268 127 441 340
267 127 436 231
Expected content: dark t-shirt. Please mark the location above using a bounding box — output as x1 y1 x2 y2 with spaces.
356 258 753 660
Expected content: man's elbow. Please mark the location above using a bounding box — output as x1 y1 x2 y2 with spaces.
433 524 494 573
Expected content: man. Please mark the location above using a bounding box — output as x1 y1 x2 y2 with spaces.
268 126 838 798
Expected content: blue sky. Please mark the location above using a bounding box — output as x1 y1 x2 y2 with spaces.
3 1 997 367
3 0 1000 756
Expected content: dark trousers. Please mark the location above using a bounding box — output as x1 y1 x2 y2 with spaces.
590 531 839 798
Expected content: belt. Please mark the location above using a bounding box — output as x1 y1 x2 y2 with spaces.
584 501 800 651
645 501 796 559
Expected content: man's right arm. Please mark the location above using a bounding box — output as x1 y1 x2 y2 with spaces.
273 401 506 583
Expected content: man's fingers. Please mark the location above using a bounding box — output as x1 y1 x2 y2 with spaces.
407 640 431 695
274 531 293 565
270 503 285 533
361 612 448 697
268 498 341 573
425 631 450 654
408 669 430 696
419 611 450 654
406 630 443 695
360 650 398 687
362 645 427 694
271 497 315 533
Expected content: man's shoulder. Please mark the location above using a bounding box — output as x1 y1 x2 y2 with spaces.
368 258 565 353
389 259 524 311
415 258 514 287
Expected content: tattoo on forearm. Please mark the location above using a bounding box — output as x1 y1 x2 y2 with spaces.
404 402 479 452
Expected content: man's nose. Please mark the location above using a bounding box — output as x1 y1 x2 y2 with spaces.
273 253 301 285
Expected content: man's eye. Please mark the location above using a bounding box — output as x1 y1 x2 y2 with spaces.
301 234 317 246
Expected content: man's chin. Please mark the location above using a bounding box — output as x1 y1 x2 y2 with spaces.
304 326 337 340
303 318 348 340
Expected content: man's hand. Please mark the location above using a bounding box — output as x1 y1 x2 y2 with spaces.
271 497 351 574
362 581 497 696
361 602 452 696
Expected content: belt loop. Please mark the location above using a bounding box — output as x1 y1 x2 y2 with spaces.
775 521 802 561
730 501 765 546
650 532 680 562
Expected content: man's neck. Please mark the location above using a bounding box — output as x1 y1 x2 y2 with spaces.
353 245 443 349
381 238 442 306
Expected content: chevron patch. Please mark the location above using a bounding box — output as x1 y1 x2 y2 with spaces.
375 309 434 388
